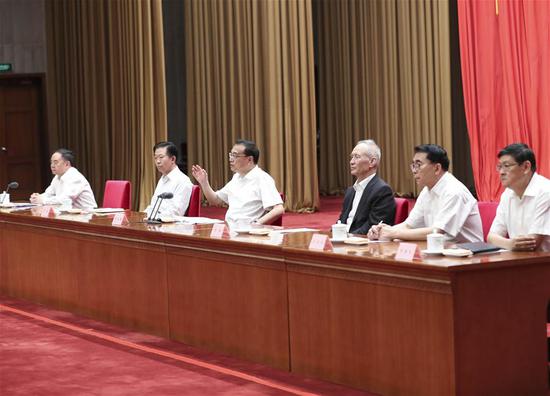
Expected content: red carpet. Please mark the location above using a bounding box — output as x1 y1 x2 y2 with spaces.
202 196 344 230
0 297 375 396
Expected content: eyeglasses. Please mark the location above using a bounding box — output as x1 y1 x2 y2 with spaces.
349 154 368 161
495 162 518 172
409 161 427 172
228 152 248 160
154 154 167 161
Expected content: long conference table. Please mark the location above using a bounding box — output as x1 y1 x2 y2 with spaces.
1 208 549 396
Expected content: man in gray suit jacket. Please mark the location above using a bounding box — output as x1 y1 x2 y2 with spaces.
338 140 396 235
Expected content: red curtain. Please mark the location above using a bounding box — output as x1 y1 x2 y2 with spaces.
457 0 550 201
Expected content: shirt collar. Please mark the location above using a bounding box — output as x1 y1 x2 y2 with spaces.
238 165 259 181
57 167 74 182
353 173 376 192
429 171 449 197
162 166 180 181
520 172 541 198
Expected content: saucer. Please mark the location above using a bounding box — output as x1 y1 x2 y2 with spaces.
344 237 370 245
232 228 252 234
442 248 472 257
249 229 271 236
421 249 444 255
329 238 347 243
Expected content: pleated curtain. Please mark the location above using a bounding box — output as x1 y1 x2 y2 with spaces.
45 0 167 210
184 0 319 211
316 0 453 196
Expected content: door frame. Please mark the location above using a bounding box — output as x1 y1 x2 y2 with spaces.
0 73 49 194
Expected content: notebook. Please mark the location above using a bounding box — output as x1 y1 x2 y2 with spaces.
456 242 501 254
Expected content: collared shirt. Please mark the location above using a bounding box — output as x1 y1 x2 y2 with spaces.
489 173 550 251
217 165 283 226
346 173 376 231
41 167 97 210
145 166 193 218
405 172 483 243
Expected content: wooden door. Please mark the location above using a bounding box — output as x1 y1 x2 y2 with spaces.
0 75 45 201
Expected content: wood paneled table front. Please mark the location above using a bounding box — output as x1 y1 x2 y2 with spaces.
1 209 548 395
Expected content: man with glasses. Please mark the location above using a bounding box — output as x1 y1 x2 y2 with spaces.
368 144 483 243
191 139 284 226
30 148 97 210
488 143 550 251
338 140 396 234
145 141 193 218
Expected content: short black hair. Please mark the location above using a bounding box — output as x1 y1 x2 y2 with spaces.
236 139 260 164
153 141 178 161
498 143 536 172
55 148 75 167
414 144 450 171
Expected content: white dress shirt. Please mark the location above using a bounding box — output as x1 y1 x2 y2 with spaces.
489 173 550 251
216 166 283 226
346 173 376 231
41 167 97 210
405 172 483 243
145 166 193 218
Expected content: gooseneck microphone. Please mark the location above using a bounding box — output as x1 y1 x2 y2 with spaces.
147 192 174 223
0 181 19 204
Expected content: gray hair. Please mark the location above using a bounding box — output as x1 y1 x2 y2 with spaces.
356 139 381 162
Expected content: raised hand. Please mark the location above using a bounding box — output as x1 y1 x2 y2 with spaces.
191 165 208 185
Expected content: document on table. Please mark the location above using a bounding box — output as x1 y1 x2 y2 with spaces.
173 216 224 225
92 208 126 214
277 228 319 233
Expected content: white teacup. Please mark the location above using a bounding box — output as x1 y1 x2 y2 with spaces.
331 222 348 241
0 192 9 204
427 230 445 251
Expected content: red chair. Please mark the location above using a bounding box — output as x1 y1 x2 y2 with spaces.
477 201 498 241
394 198 409 225
185 185 201 217
102 180 131 209
266 192 285 226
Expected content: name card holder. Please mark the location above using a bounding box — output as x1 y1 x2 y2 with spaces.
308 233 333 251
395 242 421 260
210 223 228 238
112 212 129 226
40 206 56 218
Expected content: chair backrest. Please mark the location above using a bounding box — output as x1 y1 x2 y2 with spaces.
185 185 201 217
266 192 285 226
394 198 409 225
478 201 498 241
102 180 131 209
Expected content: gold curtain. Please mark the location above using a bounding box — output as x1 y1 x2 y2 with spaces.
45 0 167 210
185 0 319 211
316 0 452 196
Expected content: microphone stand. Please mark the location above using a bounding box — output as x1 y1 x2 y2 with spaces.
1 185 12 205
147 196 164 224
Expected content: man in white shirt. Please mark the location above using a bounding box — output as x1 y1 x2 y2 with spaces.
368 144 483 243
30 148 97 210
488 143 550 252
145 141 193 219
191 139 284 227
338 140 395 234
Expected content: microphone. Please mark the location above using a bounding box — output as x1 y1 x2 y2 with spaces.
158 192 174 199
147 192 174 223
1 181 19 204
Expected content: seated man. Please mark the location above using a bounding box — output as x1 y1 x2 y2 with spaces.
368 144 483 243
338 139 396 234
145 141 193 218
30 148 97 210
487 143 550 251
191 139 284 226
